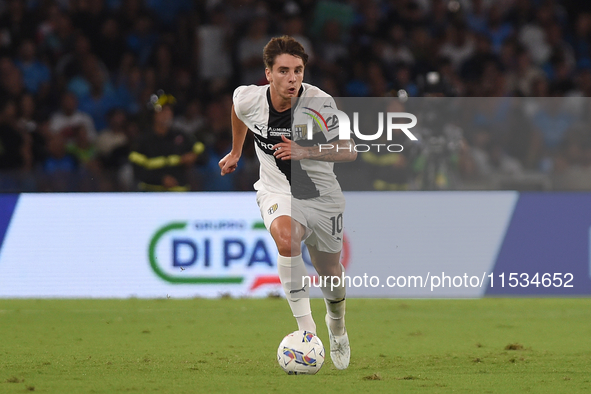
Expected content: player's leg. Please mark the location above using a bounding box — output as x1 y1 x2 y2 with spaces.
307 246 346 333
307 245 350 369
270 215 316 333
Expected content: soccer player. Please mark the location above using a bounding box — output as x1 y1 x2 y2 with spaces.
219 36 356 369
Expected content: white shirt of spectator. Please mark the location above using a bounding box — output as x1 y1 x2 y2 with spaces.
49 110 97 142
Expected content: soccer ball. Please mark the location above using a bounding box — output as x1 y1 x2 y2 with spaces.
277 330 325 375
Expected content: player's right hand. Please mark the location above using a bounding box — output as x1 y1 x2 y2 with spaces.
219 153 240 176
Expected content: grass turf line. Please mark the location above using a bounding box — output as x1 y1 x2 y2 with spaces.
0 298 590 393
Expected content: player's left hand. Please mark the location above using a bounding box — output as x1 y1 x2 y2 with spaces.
272 135 308 161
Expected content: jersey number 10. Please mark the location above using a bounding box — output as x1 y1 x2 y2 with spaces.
330 214 343 236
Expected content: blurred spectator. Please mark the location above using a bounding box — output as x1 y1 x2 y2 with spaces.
17 93 36 134
18 94 47 167
381 25 415 67
439 22 475 71
41 133 78 191
0 97 31 171
72 55 121 130
506 0 535 29
151 43 174 92
66 125 97 168
367 62 389 97
345 61 370 97
427 0 449 39
315 19 348 78
355 0 389 47
309 0 354 39
96 109 129 173
283 16 315 65
461 34 498 84
65 49 108 97
318 75 342 97
41 11 76 65
36 3 62 46
203 96 232 140
129 92 204 191
172 99 206 138
200 130 238 191
470 131 524 178
117 0 144 33
49 92 97 141
484 5 514 54
545 22 575 73
466 0 489 34
0 57 25 98
0 0 36 57
529 99 576 170
125 14 157 66
144 0 193 30
72 0 110 48
114 54 143 115
570 13 591 65
234 133 259 191
519 4 554 65
392 63 419 97
95 18 126 73
552 127 591 190
14 40 51 97
505 48 545 96
196 5 232 88
409 26 435 70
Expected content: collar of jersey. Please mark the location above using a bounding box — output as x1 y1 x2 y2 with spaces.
266 85 304 115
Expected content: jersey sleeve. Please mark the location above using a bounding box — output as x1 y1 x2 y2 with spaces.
319 96 341 143
233 85 256 125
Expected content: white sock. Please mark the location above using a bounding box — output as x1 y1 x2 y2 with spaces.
320 263 346 336
277 254 316 333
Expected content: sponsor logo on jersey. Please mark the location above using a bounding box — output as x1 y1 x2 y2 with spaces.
253 124 268 137
254 135 277 153
268 127 291 137
303 107 339 133
267 203 278 215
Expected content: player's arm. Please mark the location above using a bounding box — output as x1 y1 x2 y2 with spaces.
219 104 248 175
273 135 357 162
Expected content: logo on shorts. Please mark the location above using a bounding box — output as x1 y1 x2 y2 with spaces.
268 203 278 215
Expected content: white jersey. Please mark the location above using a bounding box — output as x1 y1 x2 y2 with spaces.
233 83 342 199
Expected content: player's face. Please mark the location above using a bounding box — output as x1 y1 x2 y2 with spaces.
266 54 304 100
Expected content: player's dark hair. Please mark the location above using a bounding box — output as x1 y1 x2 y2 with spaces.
263 35 308 70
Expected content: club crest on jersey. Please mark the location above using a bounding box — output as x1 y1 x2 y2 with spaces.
268 203 278 215
293 124 308 140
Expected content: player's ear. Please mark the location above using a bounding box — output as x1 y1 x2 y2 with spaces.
265 67 272 83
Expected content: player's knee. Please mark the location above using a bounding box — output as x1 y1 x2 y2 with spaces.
275 235 300 257
271 217 304 257
277 241 302 256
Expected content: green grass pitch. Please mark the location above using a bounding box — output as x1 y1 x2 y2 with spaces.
1 298 590 393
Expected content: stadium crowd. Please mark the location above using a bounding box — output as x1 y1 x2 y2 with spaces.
0 0 591 191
